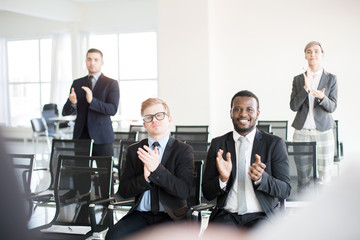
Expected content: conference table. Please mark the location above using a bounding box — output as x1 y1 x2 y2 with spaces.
49 115 76 138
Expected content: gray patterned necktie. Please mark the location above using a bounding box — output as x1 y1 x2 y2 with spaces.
238 136 248 214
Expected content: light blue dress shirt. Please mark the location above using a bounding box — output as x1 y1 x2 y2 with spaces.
136 135 169 212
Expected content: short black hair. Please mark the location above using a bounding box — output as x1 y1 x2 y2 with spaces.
230 90 260 110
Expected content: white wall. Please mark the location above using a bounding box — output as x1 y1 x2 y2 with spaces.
1 0 359 157
208 0 360 157
158 0 210 131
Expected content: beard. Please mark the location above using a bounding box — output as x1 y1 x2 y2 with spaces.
233 118 256 134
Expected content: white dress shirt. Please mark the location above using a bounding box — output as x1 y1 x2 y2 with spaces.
220 128 263 214
303 68 323 129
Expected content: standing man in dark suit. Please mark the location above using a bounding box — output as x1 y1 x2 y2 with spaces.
105 98 194 240
202 90 291 230
290 41 338 190
62 48 119 157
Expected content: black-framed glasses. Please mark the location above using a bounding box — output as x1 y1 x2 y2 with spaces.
143 112 167 123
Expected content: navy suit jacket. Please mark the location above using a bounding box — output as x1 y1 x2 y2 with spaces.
202 130 291 220
62 73 119 144
290 69 338 131
119 137 194 220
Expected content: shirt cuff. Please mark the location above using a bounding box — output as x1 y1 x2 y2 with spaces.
219 177 227 190
254 176 262 185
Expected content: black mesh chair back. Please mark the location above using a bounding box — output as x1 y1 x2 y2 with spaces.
183 140 209 152
285 141 317 201
257 124 271 133
129 125 148 141
187 160 204 208
48 139 93 191
117 139 136 180
31 155 113 238
53 155 113 225
113 132 137 163
114 131 137 142
175 125 209 133
9 153 35 222
171 132 209 142
258 120 288 140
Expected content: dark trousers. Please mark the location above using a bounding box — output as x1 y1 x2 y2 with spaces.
210 209 267 230
79 126 113 196
105 211 172 240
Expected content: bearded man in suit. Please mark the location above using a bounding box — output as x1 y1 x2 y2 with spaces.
203 90 291 230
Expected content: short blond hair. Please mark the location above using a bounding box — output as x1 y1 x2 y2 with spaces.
141 98 171 116
304 41 324 53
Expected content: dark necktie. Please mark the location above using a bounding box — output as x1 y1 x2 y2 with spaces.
88 75 93 90
150 141 160 214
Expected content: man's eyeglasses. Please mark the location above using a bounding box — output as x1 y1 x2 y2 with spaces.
143 112 168 123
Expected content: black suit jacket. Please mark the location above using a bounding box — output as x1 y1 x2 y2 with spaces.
62 73 119 144
202 129 291 220
119 137 194 220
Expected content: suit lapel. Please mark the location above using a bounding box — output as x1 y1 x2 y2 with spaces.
317 70 328 91
251 130 262 164
226 133 237 182
92 73 103 95
160 136 175 166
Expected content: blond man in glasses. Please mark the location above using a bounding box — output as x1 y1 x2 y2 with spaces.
106 98 194 240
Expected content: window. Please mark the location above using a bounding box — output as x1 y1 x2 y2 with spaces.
7 39 52 126
89 32 158 129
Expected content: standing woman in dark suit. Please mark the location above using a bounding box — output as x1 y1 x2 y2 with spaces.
290 41 338 190
62 48 119 157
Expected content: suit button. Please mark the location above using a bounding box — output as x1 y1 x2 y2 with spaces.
156 176 159 180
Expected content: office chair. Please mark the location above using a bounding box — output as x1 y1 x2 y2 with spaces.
188 160 214 230
112 139 136 195
30 117 54 151
171 132 209 142
257 124 272 133
175 125 209 133
112 131 137 166
258 120 288 140
31 155 113 239
32 139 93 208
333 120 344 162
9 153 36 222
285 141 317 203
129 125 148 141
42 103 69 133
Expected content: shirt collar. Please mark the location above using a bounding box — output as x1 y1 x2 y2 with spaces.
148 135 170 149
310 68 323 76
88 72 101 81
233 127 256 144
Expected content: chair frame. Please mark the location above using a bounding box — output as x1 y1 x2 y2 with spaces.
175 125 209 133
285 141 317 202
9 153 36 222
258 120 288 140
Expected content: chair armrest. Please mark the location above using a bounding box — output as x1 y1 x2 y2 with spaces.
189 203 214 221
28 190 54 202
340 141 344 157
190 203 214 212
